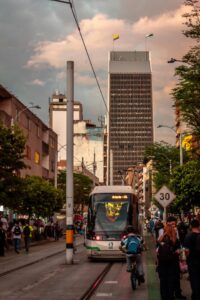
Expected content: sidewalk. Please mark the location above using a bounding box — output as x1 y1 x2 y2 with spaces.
0 235 84 276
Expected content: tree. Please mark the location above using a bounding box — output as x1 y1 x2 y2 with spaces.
19 176 64 218
58 171 93 213
170 161 200 211
172 0 200 141
144 142 180 190
0 123 26 206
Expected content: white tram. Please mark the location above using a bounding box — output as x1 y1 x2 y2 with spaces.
85 185 139 259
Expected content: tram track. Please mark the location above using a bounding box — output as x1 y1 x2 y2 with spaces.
79 262 113 300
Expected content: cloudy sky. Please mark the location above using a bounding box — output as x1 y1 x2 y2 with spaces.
0 0 193 144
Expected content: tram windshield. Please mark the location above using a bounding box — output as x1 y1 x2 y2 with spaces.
90 193 131 232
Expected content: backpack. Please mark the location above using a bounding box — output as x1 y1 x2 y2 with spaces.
23 225 30 237
126 235 141 254
14 225 21 236
158 236 175 262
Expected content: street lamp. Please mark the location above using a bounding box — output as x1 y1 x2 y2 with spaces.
11 104 41 125
145 33 154 51
157 124 183 166
167 58 183 64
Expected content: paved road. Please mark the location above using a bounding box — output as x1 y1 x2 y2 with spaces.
0 234 192 300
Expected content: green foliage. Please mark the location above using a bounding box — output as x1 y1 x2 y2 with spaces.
0 123 26 176
144 143 180 190
172 0 200 141
170 161 200 211
58 170 93 212
19 176 64 218
0 123 26 206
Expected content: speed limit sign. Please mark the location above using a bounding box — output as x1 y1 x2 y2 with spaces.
154 185 176 208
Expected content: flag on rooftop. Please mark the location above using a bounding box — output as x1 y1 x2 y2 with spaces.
145 33 154 38
113 34 119 41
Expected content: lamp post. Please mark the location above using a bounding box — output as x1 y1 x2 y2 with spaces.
145 33 154 51
11 104 41 126
167 58 183 64
157 124 183 166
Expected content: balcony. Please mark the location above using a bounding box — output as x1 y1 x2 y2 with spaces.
42 141 49 155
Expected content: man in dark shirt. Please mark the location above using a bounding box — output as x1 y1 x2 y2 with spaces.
184 219 200 300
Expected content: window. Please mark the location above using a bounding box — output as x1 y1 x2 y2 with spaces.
36 125 40 137
34 151 40 164
26 145 31 160
16 108 20 122
51 160 55 172
50 137 55 148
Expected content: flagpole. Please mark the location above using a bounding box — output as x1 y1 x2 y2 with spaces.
112 34 119 52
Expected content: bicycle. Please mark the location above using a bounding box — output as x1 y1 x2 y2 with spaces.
130 255 141 290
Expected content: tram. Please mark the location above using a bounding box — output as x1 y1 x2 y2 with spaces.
85 185 139 259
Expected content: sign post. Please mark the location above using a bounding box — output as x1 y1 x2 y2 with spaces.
154 185 176 222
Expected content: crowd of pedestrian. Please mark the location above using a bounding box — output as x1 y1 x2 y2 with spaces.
0 213 64 257
147 214 200 300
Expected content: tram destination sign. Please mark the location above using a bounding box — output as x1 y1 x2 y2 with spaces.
154 185 176 208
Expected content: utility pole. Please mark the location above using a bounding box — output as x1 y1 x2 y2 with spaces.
93 151 97 176
66 61 74 264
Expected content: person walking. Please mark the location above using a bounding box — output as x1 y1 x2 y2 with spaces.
184 219 200 300
177 219 188 247
23 220 33 253
155 219 164 240
0 221 6 256
158 216 186 299
157 223 181 300
54 222 60 241
12 221 23 254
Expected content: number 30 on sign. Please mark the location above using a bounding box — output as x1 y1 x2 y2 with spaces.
154 185 176 208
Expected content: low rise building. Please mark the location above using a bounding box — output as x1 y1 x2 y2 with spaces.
0 84 57 182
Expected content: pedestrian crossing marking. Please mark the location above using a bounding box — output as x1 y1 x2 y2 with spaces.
104 281 118 284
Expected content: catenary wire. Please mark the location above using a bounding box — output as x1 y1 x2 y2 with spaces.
50 0 108 113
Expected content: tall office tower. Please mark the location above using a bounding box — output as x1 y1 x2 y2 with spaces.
107 51 153 185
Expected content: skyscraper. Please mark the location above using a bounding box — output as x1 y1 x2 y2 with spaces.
107 51 153 185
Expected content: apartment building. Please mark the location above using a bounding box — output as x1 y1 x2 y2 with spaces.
0 85 57 181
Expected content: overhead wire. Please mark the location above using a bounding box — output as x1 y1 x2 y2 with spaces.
50 0 108 113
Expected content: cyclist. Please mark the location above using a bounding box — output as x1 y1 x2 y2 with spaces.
120 225 145 283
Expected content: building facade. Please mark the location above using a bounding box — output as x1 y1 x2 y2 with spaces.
74 121 104 182
49 92 104 183
0 85 57 181
107 51 153 185
49 92 83 162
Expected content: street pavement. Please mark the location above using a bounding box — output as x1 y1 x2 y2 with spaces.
0 235 83 276
0 233 192 300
